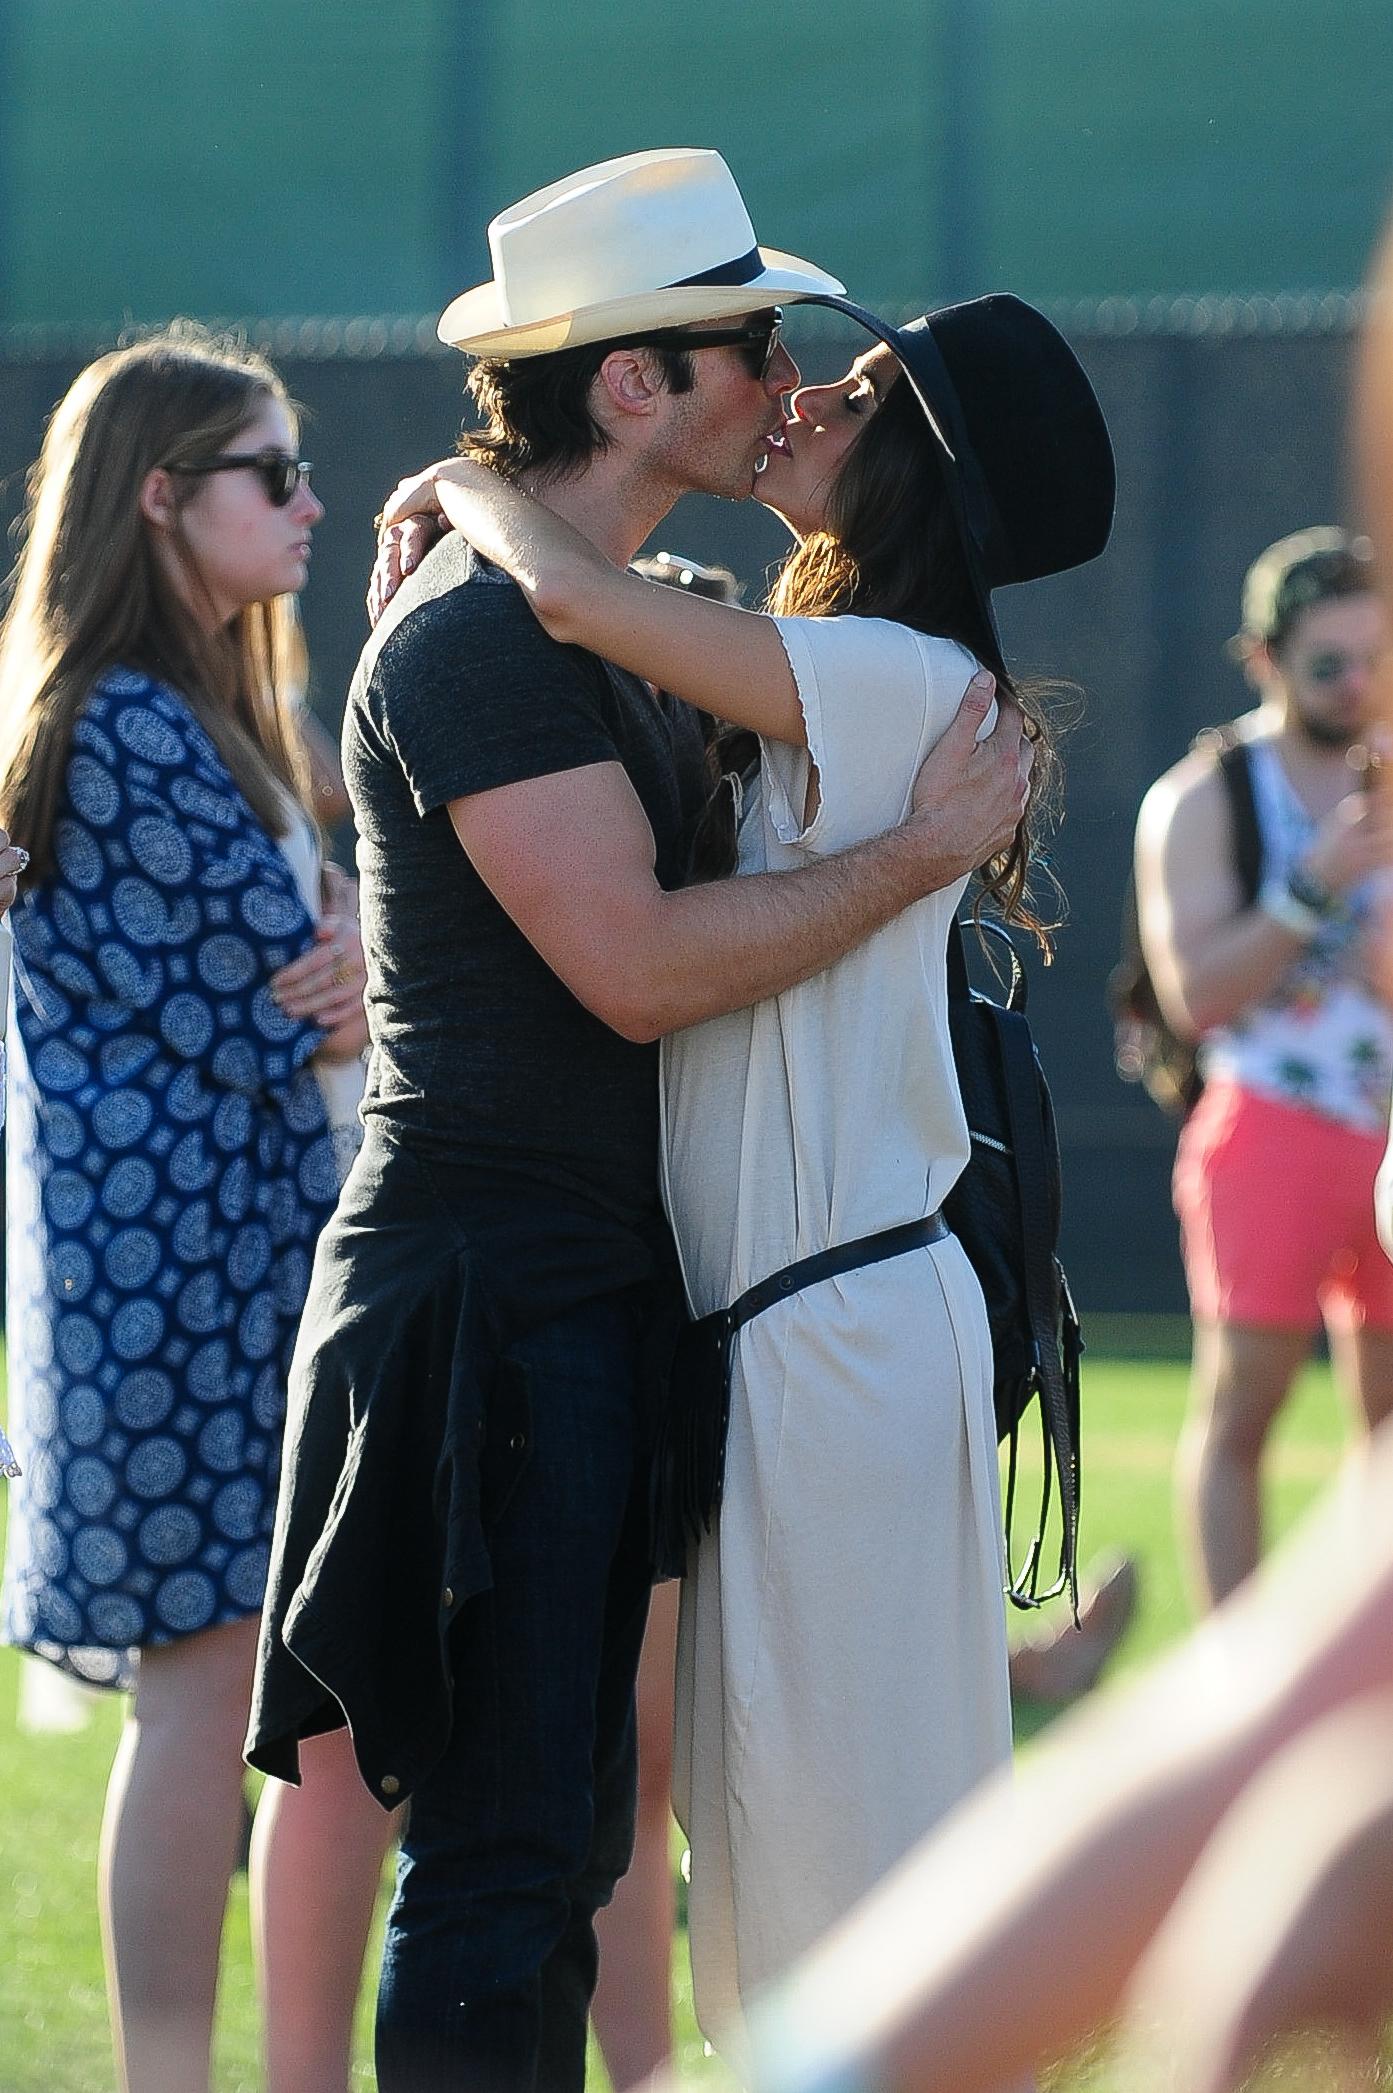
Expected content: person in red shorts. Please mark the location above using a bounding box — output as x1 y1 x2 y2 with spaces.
1135 528 1393 1611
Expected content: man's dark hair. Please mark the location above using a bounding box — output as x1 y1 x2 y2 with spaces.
462 339 694 483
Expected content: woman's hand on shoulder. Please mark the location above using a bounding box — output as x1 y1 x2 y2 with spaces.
381 453 499 527
367 459 457 625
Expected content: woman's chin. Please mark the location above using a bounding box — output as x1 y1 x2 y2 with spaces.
754 490 809 539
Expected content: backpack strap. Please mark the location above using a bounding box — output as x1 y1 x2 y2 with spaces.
990 997 1081 1611
950 915 1027 1012
1214 738 1264 904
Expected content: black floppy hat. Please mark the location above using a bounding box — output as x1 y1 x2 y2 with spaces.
802 293 1116 644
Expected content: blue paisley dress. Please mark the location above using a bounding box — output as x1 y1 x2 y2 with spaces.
2 667 338 1685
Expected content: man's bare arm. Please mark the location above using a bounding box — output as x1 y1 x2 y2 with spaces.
1135 753 1393 1038
449 675 1026 1042
1135 759 1300 1038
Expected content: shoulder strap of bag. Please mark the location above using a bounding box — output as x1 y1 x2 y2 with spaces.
949 915 1027 1012
1214 737 1263 903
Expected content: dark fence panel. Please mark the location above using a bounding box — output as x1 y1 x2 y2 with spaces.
0 300 1364 1311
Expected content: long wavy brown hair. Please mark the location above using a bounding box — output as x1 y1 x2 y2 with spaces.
0 323 311 882
763 369 1060 946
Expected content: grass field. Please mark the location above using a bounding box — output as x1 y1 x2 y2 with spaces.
0 1350 1351 2093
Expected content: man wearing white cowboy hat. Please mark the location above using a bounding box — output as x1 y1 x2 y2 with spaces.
248 147 1030 2092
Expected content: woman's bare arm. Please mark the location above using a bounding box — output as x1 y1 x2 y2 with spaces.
380 456 807 744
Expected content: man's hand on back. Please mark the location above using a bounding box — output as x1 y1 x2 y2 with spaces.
904 673 1032 893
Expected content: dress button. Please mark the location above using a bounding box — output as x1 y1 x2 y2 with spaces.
380 1774 401 1797
442 1587 454 1609
509 1432 527 1452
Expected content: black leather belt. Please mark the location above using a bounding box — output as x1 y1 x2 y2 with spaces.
723 1209 951 1338
652 1209 951 1572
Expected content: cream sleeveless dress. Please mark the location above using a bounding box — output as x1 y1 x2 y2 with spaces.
661 614 1014 2058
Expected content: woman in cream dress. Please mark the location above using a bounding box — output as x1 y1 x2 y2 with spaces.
381 291 1114 2053
659 607 1013 2033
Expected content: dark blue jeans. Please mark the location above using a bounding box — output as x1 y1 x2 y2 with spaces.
375 1291 655 2093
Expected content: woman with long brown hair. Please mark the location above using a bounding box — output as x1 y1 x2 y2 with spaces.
0 326 393 2092
374 293 1114 2054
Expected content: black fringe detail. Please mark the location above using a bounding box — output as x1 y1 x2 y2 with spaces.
649 1309 734 1581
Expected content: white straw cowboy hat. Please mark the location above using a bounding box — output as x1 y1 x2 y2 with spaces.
437 147 846 359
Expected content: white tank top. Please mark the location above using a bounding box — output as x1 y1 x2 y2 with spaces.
1200 739 1393 1133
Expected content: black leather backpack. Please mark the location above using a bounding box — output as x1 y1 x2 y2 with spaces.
944 918 1082 1612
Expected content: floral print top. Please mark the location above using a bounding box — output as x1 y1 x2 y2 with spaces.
1201 738 1393 1133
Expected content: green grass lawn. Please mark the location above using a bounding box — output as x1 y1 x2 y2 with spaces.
0 1351 1350 2092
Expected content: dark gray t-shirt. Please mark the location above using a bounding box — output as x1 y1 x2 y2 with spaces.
344 533 709 1274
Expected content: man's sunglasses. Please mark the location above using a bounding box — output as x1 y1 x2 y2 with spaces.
1302 648 1384 687
176 449 315 506
607 308 783 383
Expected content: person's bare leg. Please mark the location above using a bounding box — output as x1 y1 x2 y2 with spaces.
1328 1319 1393 1439
591 1577 679 2090
98 1615 260 2093
251 1724 402 2093
1175 1319 1312 1614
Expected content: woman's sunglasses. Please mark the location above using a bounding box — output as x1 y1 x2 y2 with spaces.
606 307 784 383
176 448 315 506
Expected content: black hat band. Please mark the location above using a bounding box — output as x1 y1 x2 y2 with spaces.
669 247 765 290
